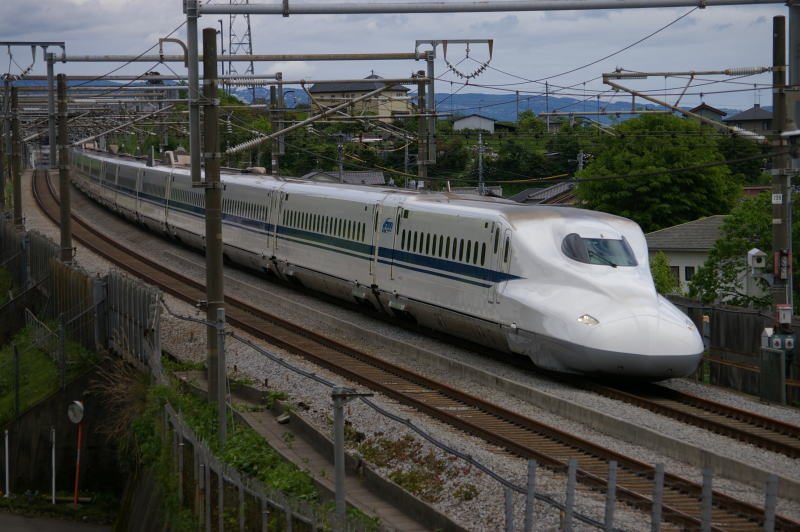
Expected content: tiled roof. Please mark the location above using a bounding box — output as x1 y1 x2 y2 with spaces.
722 104 772 122
689 103 727 116
454 114 496 123
646 215 727 251
309 74 409 94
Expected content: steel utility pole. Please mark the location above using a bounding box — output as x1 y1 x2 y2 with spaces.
772 16 791 317
202 26 227 443
47 53 57 168
57 74 72 263
416 72 427 187
11 86 22 228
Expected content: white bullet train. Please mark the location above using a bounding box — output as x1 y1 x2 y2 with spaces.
69 149 704 380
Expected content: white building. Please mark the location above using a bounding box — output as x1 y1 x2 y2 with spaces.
453 114 495 133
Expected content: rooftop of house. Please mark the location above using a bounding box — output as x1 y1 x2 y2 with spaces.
507 182 575 204
454 114 496 123
309 74 410 94
688 102 727 116
722 103 772 123
646 215 728 252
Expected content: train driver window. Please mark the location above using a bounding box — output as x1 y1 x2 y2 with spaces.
560 233 637 267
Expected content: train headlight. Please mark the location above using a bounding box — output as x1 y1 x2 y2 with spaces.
577 314 599 326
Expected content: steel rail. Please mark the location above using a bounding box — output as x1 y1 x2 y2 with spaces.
32 169 799 531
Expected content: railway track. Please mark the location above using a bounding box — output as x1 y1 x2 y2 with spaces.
580 381 800 459
33 169 799 531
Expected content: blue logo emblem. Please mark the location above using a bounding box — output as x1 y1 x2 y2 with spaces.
381 218 394 233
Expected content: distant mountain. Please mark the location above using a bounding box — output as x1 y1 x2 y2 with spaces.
230 86 751 125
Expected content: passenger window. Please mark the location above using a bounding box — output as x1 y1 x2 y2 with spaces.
473 241 479 264
494 228 500 254
401 230 406 250
504 237 510 263
466 241 472 261
438 236 443 257
413 231 418 252
425 234 430 255
459 239 464 262
480 243 486 265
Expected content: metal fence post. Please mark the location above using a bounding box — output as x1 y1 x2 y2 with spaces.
92 276 107 352
50 427 56 504
13 345 20 417
4 429 9 497
333 387 348 531
564 458 576 532
652 463 664 532
605 460 617 532
504 487 514 532
524 460 536 532
763 474 778 532
58 314 66 389
701 468 712 532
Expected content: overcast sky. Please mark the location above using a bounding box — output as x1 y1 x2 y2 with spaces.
0 0 787 111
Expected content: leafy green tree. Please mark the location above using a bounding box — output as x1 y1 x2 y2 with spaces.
575 114 738 232
688 192 800 308
650 251 681 295
716 133 770 186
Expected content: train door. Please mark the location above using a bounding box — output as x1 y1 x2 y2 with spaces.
373 199 405 285
491 227 512 303
369 200 381 284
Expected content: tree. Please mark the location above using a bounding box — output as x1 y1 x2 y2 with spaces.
650 251 680 295
575 114 739 233
716 133 770 186
688 192 800 308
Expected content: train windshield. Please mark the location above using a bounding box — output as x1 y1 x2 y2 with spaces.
561 233 638 267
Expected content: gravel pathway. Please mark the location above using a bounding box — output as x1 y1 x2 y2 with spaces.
23 170 800 530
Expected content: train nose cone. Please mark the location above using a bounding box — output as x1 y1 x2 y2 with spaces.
578 307 704 379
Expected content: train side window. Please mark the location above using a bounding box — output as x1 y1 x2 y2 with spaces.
425 234 430 255
413 231 418 252
494 228 500 254
480 243 486 265
503 237 510 263
452 237 457 259
466 241 472 262
473 241 479 264
445 237 450 258
459 239 464 262
438 235 443 257
401 230 406 250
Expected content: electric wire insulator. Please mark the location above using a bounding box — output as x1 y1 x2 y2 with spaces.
723 67 769 76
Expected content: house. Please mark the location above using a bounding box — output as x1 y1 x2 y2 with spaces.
453 114 496 133
689 102 727 123
300 169 385 186
722 104 772 136
308 74 411 122
645 215 727 292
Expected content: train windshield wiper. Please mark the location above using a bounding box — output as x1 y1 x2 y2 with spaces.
588 249 617 268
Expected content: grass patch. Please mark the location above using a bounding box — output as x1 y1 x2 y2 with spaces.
0 491 119 525
357 433 463 503
0 321 97 426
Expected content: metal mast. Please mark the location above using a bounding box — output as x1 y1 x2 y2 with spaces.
227 0 256 102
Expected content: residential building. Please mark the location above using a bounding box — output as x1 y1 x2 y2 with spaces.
688 102 727 123
308 74 411 122
645 215 727 293
722 103 772 136
453 114 496 133
508 182 576 205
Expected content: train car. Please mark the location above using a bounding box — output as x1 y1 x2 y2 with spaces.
69 149 704 380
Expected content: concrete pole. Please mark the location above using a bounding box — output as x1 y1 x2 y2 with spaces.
186 0 202 184
202 27 226 414
416 73 427 187
11 86 22 229
270 84 279 175
332 387 349 530
426 51 436 165
772 16 790 320
47 53 57 168
478 130 485 194
57 74 72 263
791 4 800 88
0 98 5 212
